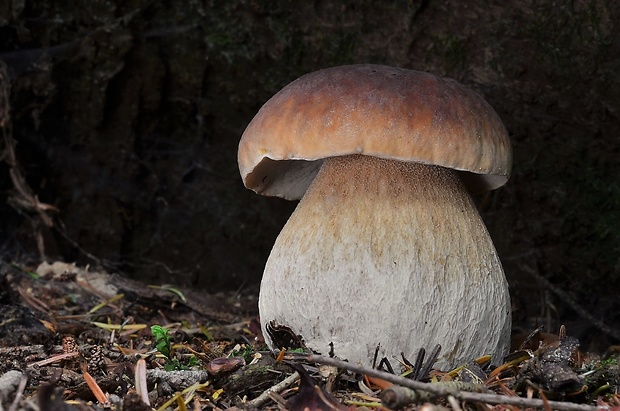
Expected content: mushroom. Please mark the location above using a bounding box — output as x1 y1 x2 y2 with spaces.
237 64 512 369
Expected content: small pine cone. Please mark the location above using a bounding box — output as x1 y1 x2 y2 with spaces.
87 345 105 375
62 336 79 354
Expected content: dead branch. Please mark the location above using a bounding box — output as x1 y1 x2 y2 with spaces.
145 368 210 391
1 62 58 262
246 371 300 408
522 264 620 341
381 381 491 410
304 354 606 411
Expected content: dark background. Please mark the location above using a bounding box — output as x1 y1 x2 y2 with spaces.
1 1 618 351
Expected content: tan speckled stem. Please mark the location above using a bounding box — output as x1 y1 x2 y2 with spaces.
259 155 510 369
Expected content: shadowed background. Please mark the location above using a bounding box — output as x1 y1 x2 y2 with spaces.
0 1 618 352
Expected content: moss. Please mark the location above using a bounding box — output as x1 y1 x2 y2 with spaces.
440 34 468 74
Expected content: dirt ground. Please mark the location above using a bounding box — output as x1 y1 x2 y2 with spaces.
1 261 619 410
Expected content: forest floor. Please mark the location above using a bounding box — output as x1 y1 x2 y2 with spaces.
1 260 619 410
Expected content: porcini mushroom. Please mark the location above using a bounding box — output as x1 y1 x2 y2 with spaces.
238 64 512 369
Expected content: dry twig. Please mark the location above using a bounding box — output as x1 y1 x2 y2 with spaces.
522 264 620 341
145 369 210 389
246 371 300 408
305 354 606 411
381 381 490 410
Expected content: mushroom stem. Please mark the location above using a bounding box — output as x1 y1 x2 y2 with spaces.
259 154 510 369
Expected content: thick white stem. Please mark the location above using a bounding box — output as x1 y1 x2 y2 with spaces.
259 155 510 369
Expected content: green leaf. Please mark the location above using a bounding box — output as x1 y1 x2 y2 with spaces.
151 325 172 358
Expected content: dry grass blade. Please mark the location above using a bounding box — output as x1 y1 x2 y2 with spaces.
154 382 210 411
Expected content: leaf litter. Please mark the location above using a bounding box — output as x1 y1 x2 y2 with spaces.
1 261 619 410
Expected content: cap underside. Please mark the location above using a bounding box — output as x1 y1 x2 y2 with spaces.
238 64 512 199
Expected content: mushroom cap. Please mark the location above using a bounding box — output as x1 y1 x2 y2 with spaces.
238 64 511 200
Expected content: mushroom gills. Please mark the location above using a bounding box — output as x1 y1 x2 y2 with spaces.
259 154 511 369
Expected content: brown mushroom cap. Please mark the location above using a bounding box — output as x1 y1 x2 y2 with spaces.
238 64 511 200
